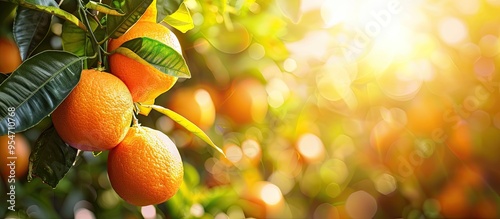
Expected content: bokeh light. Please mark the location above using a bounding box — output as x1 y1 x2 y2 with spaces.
296 133 326 162
260 183 283 206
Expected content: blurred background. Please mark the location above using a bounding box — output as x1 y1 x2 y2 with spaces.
2 0 500 218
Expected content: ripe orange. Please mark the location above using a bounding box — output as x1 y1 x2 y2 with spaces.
0 134 30 181
108 0 182 104
107 126 183 206
0 36 22 73
220 78 268 124
52 69 133 151
167 86 216 130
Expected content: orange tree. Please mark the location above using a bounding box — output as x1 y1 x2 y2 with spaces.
0 0 228 217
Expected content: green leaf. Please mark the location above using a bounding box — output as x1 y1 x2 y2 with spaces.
143 104 224 156
18 0 87 31
61 20 94 57
28 125 78 188
14 5 53 60
85 1 124 16
156 0 182 22
276 0 302 23
114 37 191 78
163 3 193 33
0 51 83 135
106 0 152 39
61 18 105 68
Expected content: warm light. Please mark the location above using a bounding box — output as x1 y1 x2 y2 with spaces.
283 58 298 72
190 203 205 217
375 173 397 195
438 17 468 45
267 78 290 108
194 89 213 106
377 61 424 101
474 57 495 78
296 133 325 162
260 183 283 205
156 116 174 133
248 43 265 60
141 205 156 219
321 0 356 27
454 0 480 15
74 208 95 219
346 191 378 219
242 139 261 160
479 35 500 57
225 144 243 164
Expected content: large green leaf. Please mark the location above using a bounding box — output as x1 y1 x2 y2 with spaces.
156 0 182 22
28 125 78 188
163 2 193 33
142 104 224 156
0 51 83 135
13 4 53 60
106 0 152 39
18 0 86 30
113 37 191 78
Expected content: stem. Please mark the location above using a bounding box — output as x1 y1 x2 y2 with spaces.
99 46 113 56
79 0 103 68
132 112 139 126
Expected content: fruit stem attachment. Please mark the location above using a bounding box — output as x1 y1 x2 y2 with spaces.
132 112 140 126
132 103 141 126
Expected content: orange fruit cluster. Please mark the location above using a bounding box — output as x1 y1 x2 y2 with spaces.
51 69 183 206
49 0 186 206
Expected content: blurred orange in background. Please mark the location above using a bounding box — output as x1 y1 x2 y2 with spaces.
167 86 216 130
0 36 21 73
220 77 269 125
0 134 30 181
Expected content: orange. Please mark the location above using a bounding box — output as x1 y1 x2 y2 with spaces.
0 36 22 73
437 182 471 217
0 134 30 181
167 86 216 130
140 0 157 23
52 69 133 151
241 181 286 218
107 126 183 206
108 0 182 104
446 122 473 161
220 78 268 124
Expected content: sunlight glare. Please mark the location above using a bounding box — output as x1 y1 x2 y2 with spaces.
260 183 283 205
297 133 325 162
438 17 468 45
